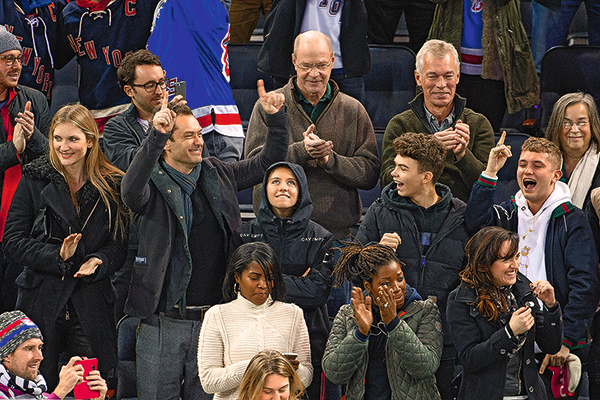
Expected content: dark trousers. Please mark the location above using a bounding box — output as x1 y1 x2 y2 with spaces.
588 310 600 400
457 74 507 132
364 0 435 53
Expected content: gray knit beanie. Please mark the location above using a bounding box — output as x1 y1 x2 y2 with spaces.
0 26 22 55
0 311 43 361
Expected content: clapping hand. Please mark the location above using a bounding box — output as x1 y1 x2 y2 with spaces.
13 101 34 154
303 125 333 164
60 233 82 261
351 286 373 336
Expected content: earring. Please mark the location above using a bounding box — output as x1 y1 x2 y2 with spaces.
234 283 239 293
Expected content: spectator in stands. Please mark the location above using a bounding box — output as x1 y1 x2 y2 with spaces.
0 27 50 313
357 132 468 400
322 242 442 399
364 0 435 53
427 0 539 132
547 0 600 49
0 310 108 399
231 161 333 400
447 226 562 400
103 50 188 322
198 242 312 400
466 135 600 400
238 350 304 400
0 0 69 100
247 31 379 240
121 83 288 400
530 0 560 73
55 0 161 131
380 39 494 202
545 92 600 400
2 104 129 391
229 0 270 43
257 0 370 102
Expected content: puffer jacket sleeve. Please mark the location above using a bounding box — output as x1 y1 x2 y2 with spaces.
322 305 368 385
388 300 443 379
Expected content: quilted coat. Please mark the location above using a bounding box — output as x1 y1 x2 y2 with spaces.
322 295 442 400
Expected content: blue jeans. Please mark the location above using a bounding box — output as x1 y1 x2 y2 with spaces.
329 71 365 103
137 315 211 400
202 132 244 163
530 0 561 73
547 0 600 47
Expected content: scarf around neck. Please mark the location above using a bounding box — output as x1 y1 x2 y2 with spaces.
160 159 201 236
566 141 599 208
0 363 47 399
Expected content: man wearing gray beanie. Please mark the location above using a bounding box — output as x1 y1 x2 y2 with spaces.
0 25 51 316
0 310 107 399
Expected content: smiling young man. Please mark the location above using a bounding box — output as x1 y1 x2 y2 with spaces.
356 132 469 400
122 82 289 400
466 135 600 399
0 310 107 399
380 39 494 203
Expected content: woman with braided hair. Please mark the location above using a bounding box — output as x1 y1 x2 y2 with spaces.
446 226 562 400
322 242 443 400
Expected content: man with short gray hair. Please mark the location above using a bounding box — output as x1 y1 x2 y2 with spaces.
380 39 494 202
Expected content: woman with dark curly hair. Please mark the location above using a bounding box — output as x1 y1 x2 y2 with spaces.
2 104 129 391
447 226 563 400
322 241 442 400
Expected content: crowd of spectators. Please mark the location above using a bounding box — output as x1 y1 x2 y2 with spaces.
0 0 599 400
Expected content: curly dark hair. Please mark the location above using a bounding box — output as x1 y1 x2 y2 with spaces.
392 132 446 182
460 226 520 321
332 241 404 288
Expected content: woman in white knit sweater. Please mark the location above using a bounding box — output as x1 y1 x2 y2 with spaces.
198 242 313 400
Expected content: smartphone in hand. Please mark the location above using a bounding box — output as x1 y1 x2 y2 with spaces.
73 358 99 400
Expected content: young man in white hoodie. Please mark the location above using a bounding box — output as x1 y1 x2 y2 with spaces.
465 134 600 400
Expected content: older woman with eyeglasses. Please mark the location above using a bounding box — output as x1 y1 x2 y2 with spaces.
545 91 600 399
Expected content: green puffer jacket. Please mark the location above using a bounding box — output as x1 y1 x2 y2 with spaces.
322 299 443 400
428 0 539 113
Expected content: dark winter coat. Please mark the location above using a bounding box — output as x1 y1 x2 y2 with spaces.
2 156 128 374
466 176 600 347
122 110 289 318
356 183 469 359
232 161 334 366
447 275 563 400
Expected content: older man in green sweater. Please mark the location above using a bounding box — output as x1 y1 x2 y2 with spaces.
380 39 494 202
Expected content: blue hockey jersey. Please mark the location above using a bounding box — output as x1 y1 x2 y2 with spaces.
56 0 160 131
0 0 68 100
148 0 243 138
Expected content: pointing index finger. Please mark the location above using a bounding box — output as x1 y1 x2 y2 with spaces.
497 131 506 147
257 79 266 99
161 90 169 110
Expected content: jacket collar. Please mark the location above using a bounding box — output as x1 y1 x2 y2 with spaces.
123 103 148 142
408 93 467 134
454 274 533 304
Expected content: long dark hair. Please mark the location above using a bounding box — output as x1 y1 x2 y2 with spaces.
460 226 520 321
332 241 403 288
222 242 286 302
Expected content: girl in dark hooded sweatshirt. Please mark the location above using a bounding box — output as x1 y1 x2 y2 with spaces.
232 161 334 400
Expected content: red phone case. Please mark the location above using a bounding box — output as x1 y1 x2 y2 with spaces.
73 358 99 400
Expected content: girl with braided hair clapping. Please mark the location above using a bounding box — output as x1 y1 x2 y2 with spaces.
322 242 443 400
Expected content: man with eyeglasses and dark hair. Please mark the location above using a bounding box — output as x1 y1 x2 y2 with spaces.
380 39 495 203
0 26 49 313
103 49 193 323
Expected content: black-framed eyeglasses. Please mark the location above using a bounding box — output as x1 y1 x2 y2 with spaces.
130 78 166 93
562 120 589 129
0 55 22 66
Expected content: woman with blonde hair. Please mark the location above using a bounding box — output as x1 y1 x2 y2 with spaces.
3 104 129 390
238 350 304 400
